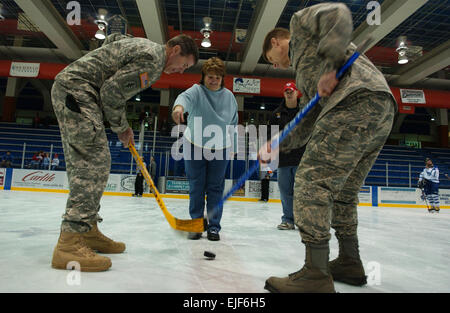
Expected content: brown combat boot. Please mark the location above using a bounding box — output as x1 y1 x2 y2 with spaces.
264 243 335 293
329 235 367 286
82 222 126 254
51 231 112 272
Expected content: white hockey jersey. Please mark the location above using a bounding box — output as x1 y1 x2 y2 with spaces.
419 166 439 183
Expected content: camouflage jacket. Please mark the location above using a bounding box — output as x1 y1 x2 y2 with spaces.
55 34 166 134
283 2 396 150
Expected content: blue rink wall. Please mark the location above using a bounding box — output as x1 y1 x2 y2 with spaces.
0 168 448 209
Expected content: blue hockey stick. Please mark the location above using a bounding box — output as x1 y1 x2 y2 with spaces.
218 38 373 208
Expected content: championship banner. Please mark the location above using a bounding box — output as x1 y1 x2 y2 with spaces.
233 77 260 94
107 15 127 36
400 89 426 104
235 29 247 43
10 62 40 78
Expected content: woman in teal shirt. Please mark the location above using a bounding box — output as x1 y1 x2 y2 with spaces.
172 57 238 241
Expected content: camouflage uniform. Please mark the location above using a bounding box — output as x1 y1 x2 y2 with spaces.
52 34 166 232
282 3 397 244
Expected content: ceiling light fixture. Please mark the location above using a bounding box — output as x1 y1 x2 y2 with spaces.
94 9 108 40
200 17 213 48
396 36 409 65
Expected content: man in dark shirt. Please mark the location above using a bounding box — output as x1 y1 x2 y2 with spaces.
269 83 305 230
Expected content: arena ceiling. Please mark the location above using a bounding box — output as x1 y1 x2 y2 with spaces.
0 0 449 109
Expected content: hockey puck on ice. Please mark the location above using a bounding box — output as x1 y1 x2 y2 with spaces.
204 251 216 260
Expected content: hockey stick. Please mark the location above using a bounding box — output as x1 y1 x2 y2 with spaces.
129 144 207 232
218 37 374 209
420 188 431 210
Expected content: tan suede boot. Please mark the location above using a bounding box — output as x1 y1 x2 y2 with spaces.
329 235 367 286
264 243 335 293
51 231 112 272
82 223 126 254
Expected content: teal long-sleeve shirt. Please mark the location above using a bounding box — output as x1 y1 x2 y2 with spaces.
174 84 238 150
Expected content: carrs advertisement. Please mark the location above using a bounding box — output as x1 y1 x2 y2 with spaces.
11 169 68 190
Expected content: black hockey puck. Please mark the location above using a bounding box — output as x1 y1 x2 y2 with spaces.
204 251 216 260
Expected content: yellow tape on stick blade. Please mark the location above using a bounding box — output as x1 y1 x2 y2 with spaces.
129 144 206 233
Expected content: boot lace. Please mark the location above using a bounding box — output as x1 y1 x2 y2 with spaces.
76 236 97 257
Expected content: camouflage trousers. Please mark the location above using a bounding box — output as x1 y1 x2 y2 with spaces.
51 82 111 233
293 89 395 244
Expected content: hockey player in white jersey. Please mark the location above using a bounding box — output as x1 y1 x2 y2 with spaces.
418 158 440 213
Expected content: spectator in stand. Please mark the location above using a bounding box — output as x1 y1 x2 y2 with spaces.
148 156 157 182
30 152 40 169
51 154 60 170
1 151 13 168
42 153 50 170
37 151 44 168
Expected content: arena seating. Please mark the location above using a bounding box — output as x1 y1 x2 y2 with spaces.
1 122 449 188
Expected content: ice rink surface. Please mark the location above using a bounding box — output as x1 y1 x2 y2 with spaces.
0 190 449 293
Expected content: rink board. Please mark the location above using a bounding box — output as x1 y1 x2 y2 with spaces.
0 167 448 208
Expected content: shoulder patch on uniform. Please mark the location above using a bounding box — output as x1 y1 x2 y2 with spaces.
276 112 281 118
140 72 150 88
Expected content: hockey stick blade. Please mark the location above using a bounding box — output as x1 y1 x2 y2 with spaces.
129 144 206 233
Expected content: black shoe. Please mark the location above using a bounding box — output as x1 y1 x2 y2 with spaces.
188 232 202 240
207 230 220 241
